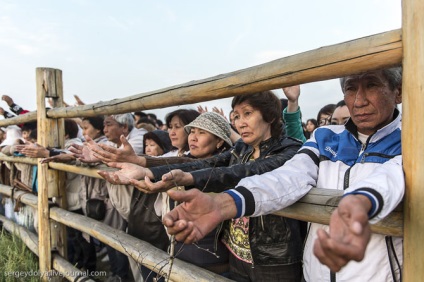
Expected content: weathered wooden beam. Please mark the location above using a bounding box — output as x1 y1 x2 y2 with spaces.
0 155 38 165
0 184 38 208
0 111 37 127
273 188 403 237
36 67 68 280
402 0 424 281
37 29 401 119
48 162 103 179
49 207 231 282
0 180 404 236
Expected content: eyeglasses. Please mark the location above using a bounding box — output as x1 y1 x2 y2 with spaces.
319 117 331 126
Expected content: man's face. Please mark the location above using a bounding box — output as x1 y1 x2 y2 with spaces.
342 70 402 135
103 116 125 144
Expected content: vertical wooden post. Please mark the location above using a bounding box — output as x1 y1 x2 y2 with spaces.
36 68 67 280
402 0 424 281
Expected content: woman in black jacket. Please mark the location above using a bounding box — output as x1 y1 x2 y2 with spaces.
99 91 303 282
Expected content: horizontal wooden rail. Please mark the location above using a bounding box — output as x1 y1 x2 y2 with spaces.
0 29 402 126
0 215 96 282
0 155 38 165
48 163 103 179
0 155 103 178
49 207 231 282
273 188 403 237
0 111 37 127
0 184 38 208
0 181 403 236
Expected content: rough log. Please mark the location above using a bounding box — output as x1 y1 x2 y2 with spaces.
0 182 403 236
0 111 37 127
49 207 231 282
402 0 424 280
0 184 38 208
0 29 400 121
48 163 103 179
273 188 403 237
0 155 38 165
36 67 68 279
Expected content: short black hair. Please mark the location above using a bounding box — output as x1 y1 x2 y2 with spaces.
21 121 37 132
82 116 105 135
65 119 79 139
165 109 200 128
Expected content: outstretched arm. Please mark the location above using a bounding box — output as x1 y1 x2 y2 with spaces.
163 189 237 243
16 143 50 158
91 135 144 165
69 143 100 163
129 169 194 193
97 162 153 185
313 194 372 272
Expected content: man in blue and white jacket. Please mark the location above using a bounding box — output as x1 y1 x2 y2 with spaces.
163 67 404 282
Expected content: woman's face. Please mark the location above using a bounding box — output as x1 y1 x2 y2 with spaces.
306 121 317 132
81 120 102 140
167 116 188 151
188 127 223 159
144 139 164 157
233 102 271 149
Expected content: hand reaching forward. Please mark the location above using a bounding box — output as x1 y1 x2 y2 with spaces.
163 189 237 244
313 195 372 272
130 169 194 193
92 135 141 165
16 143 49 158
40 153 76 164
97 162 148 185
69 143 99 163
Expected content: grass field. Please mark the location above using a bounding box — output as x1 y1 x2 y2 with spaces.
0 229 40 281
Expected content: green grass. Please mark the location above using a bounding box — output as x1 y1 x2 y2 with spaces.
0 229 40 282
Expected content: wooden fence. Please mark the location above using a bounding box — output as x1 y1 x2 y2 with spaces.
0 0 422 280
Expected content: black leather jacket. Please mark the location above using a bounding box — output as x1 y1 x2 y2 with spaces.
150 136 303 266
151 137 301 192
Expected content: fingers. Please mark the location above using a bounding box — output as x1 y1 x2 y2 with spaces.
74 95 84 105
163 216 197 244
40 158 53 164
92 148 114 162
68 144 82 155
162 171 175 181
313 229 349 272
97 170 130 185
85 135 95 144
167 189 198 203
120 135 130 147
129 179 150 193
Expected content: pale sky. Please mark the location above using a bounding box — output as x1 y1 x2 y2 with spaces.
0 0 401 122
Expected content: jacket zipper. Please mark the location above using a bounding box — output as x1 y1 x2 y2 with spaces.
260 216 265 231
214 222 224 252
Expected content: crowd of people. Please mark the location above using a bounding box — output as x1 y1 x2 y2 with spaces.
0 66 404 282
